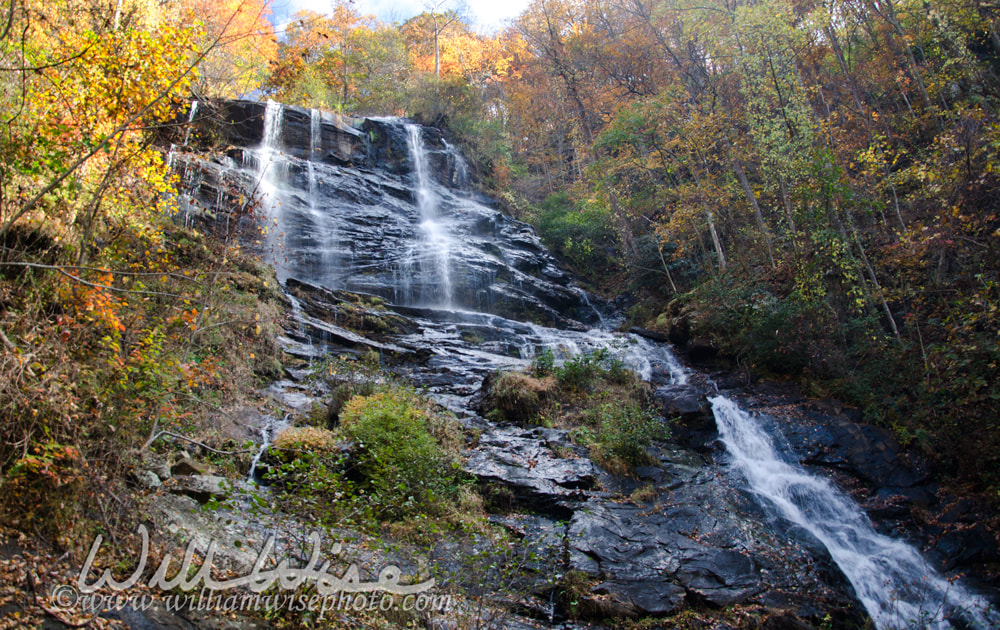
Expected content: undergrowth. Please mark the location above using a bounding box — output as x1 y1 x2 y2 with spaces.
483 348 663 475
265 360 477 534
0 220 286 549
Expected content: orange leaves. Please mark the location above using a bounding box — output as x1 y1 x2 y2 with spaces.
56 270 126 338
173 0 277 97
179 355 221 389
9 442 85 489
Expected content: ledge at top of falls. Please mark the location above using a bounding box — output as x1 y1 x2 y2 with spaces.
178 99 481 195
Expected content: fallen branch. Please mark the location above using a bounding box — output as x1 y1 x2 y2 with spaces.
142 429 255 456
27 571 97 628
0 325 15 352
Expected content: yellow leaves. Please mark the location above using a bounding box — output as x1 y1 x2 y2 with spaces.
172 0 277 97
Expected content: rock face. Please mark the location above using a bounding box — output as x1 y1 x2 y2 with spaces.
653 382 717 451
466 427 596 513
479 438 863 622
169 475 230 503
175 99 604 328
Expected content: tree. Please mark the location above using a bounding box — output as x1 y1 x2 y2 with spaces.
174 0 277 98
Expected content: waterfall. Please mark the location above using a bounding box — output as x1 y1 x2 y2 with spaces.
247 414 289 482
443 139 470 189
183 100 199 146
711 395 998 629
310 108 321 159
404 123 454 306
169 100 999 627
257 100 287 278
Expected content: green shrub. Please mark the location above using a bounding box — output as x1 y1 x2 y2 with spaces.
555 349 608 391
532 193 620 274
531 348 556 377
582 401 659 473
326 380 377 427
338 389 463 519
264 452 369 528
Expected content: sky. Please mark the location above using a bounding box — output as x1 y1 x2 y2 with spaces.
268 0 532 33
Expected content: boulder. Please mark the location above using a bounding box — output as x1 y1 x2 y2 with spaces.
170 475 230 503
170 457 210 476
465 428 596 514
653 384 717 451
566 500 762 613
137 470 161 489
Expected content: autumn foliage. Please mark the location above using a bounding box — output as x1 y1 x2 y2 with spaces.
0 0 284 539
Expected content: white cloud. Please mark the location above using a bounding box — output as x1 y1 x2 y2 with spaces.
269 0 529 32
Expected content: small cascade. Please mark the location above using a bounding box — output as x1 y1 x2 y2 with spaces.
443 139 470 189
182 100 199 146
286 292 310 340
405 123 454 306
711 395 998 629
575 287 607 330
247 414 289 481
257 100 286 277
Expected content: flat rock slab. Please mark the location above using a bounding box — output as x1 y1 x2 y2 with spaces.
169 475 230 503
465 427 596 512
567 499 760 613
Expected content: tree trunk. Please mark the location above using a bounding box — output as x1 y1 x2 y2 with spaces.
731 156 775 268
687 164 727 271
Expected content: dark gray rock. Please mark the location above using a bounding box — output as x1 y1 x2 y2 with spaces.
170 475 230 503
785 411 932 489
929 524 1000 571
178 100 606 329
566 499 762 612
653 384 717 451
628 327 668 342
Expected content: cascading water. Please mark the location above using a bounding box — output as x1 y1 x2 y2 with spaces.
404 123 454 306
309 108 322 158
711 395 998 629
442 139 470 190
255 100 287 277
183 100 199 146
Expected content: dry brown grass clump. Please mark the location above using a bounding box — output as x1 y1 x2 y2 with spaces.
485 371 556 425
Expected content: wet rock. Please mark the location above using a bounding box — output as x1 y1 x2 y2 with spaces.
653 384 716 451
873 485 938 509
628 327 668 342
566 500 762 613
653 384 708 421
182 100 605 329
760 614 814 630
929 524 1000 571
590 580 687 616
790 413 932 489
